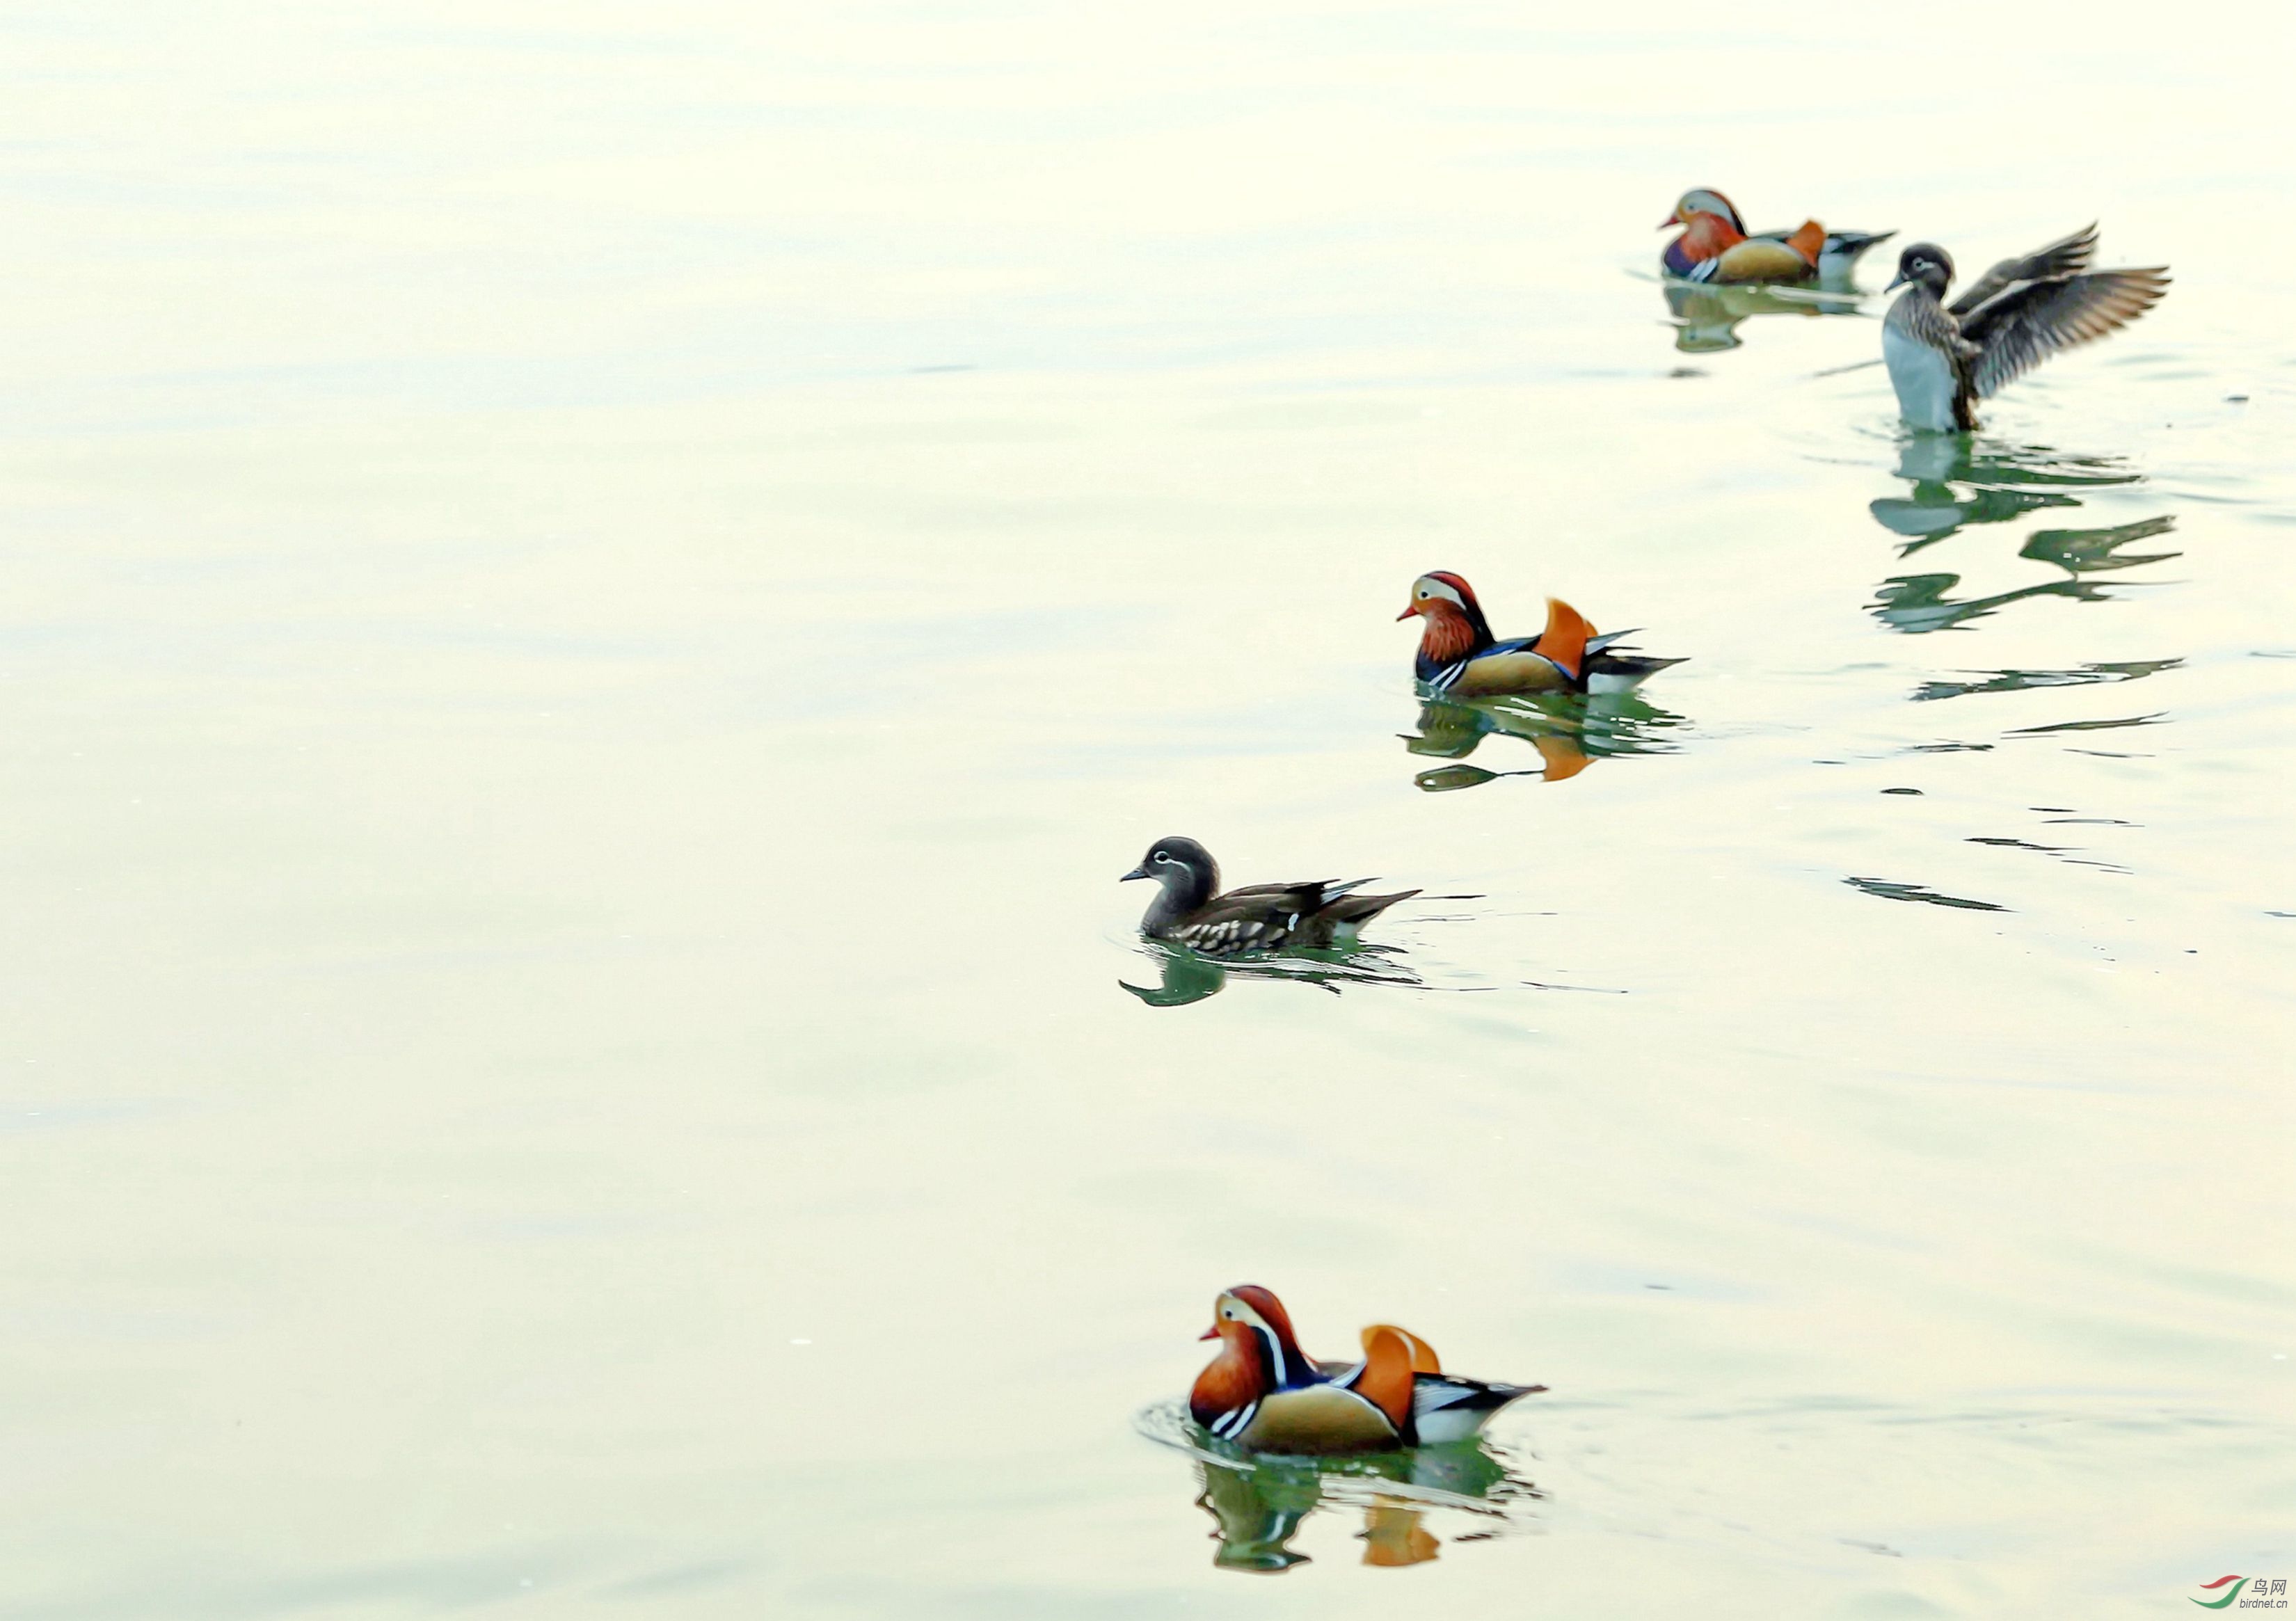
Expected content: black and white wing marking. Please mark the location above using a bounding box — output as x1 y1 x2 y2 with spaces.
1425 657 1468 694
1948 223 2099 317
1206 1399 1259 1442
1961 265 2171 400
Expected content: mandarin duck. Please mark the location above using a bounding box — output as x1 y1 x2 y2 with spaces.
1661 188 1894 285
1122 838 1417 957
1398 572 1683 698
1881 225 2169 433
1190 1286 1545 1455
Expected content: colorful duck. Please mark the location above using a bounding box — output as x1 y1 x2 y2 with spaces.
1661 188 1895 285
1398 572 1683 698
1882 225 2169 433
1121 838 1417 957
1190 1285 1545 1455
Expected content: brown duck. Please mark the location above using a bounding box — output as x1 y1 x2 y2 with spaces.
1121 837 1417 957
1882 225 2169 431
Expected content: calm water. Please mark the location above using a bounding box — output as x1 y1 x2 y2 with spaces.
5 3 2293 1616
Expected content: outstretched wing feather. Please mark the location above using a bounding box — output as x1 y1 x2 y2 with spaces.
1949 223 2098 317
1964 266 2170 399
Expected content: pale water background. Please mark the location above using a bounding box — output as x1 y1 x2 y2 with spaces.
3 2 2293 1616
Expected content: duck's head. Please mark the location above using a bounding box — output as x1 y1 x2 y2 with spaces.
1397 570 1483 625
1201 1285 1313 1384
1886 243 1955 296
1121 835 1219 897
1662 188 1744 232
1398 571 1495 666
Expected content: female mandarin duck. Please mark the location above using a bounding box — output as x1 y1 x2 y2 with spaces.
1661 187 1895 285
1122 837 1417 956
1398 571 1683 698
1190 1285 1545 1455
1882 225 2169 433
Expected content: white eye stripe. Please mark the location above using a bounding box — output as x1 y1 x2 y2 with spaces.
1154 852 1174 864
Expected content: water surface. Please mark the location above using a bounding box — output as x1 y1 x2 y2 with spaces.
3 3 2293 1617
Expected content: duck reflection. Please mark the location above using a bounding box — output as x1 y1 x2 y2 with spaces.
1873 513 2179 634
1119 939 1424 1008
1403 692 1682 792
1663 280 1863 353
1866 433 2178 634
1911 655 2181 703
1870 434 2141 549
1191 1443 1533 1574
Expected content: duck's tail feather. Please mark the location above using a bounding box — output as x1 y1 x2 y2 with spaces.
1824 228 1895 260
1321 887 1421 928
1585 651 1687 694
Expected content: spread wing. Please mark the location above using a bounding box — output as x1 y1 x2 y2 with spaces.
1948 223 2096 317
1962 266 2170 399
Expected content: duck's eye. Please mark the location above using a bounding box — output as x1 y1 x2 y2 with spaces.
1154 852 1174 864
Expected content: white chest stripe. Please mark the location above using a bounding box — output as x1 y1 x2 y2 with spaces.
1256 1327 1289 1387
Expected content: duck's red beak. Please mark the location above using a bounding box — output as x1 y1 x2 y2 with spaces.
1396 601 1421 621
1657 214 1679 229
1199 1323 1220 1341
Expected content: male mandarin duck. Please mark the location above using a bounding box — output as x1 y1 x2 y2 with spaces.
1190 1285 1545 1455
1398 572 1683 698
1661 187 1895 285
1882 225 2169 433
1122 837 1417 957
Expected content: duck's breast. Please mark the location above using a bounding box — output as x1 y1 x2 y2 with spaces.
1236 1385 1401 1455
1883 325 1961 433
